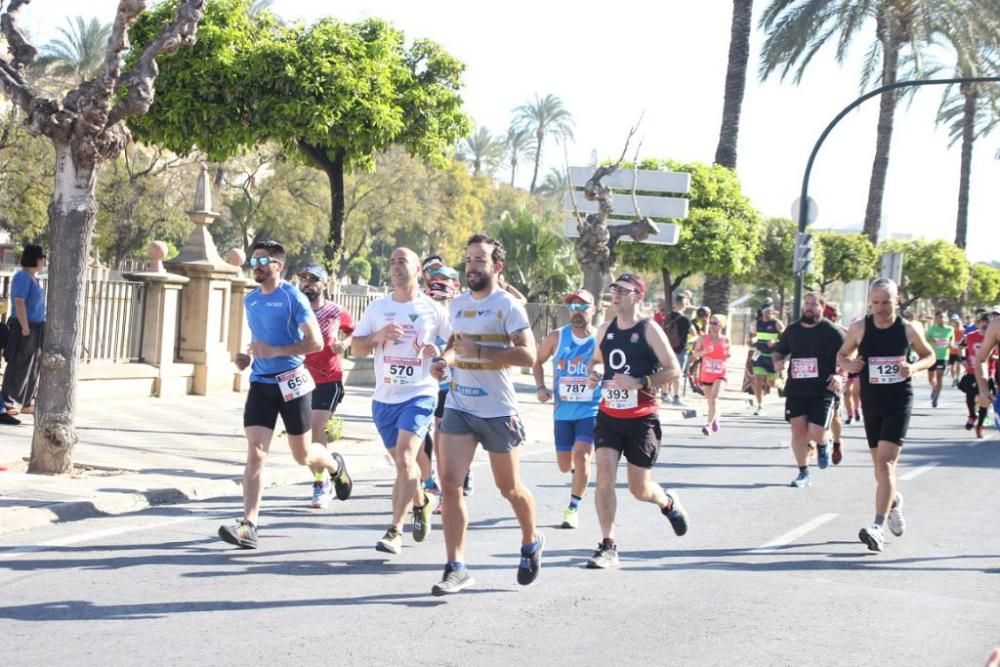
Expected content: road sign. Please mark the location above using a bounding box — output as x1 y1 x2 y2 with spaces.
563 218 680 245
791 196 818 225
880 252 903 285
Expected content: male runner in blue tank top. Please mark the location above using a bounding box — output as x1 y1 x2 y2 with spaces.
838 278 934 552
583 273 690 568
532 288 602 529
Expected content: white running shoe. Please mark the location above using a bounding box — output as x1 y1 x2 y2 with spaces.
859 523 885 552
887 493 905 537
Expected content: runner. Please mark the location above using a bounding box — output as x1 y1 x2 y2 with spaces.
960 313 995 438
533 288 601 529
823 303 848 465
772 292 845 487
219 240 351 549
748 301 785 415
351 247 450 555
838 278 935 552
948 314 964 387
663 293 692 405
298 263 356 509
690 314 730 435
582 273 689 569
429 233 542 595
924 312 952 408
974 312 1000 431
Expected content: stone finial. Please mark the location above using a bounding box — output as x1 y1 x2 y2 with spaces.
192 162 213 213
226 248 246 267
148 240 168 273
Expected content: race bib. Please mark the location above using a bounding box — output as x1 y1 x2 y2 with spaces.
790 357 819 379
384 355 425 385
703 358 726 374
602 380 637 409
559 377 593 402
934 337 951 349
276 366 315 402
868 356 905 384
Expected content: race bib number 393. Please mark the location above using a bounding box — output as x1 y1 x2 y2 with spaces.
277 366 315 402
602 380 637 409
868 356 905 384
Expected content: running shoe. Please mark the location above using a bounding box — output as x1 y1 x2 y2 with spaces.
817 444 831 469
412 496 432 542
931 395 938 409
517 532 545 586
966 416 976 431
845 414 853 426
310 479 334 509
854 410 862 421
463 470 474 496
218 519 258 549
976 426 985 439
711 420 720 433
561 507 579 529
859 523 885 552
431 564 475 596
753 406 762 416
887 493 905 537
661 489 689 536
701 424 710 436
832 442 843 466
672 395 683 406
331 452 353 500
790 470 812 488
0 413 21 426
375 527 403 554
586 541 620 569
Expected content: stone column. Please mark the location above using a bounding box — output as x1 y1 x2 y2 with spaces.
224 248 254 392
164 164 240 395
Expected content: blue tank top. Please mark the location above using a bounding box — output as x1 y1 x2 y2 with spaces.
552 326 601 421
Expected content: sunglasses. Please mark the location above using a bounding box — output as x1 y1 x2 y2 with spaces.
709 320 721 325
249 256 280 268
299 274 321 283
567 303 590 312
609 285 637 296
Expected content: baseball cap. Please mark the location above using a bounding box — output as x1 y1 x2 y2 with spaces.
823 304 838 319
298 263 328 282
429 265 460 282
422 256 444 272
611 273 646 296
949 313 961 321
564 288 595 305
991 305 1000 315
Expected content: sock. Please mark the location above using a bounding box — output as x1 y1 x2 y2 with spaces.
602 537 616 549
313 470 325 483
978 407 988 428
521 535 541 555
798 466 808 474
448 560 465 571
874 513 886 528
569 494 582 511
833 441 841 448
891 495 899 509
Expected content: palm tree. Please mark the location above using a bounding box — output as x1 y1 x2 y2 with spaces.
249 0 274 16
705 0 755 315
505 126 535 188
513 94 574 194
533 168 568 198
35 17 111 83
458 126 505 177
759 1 962 244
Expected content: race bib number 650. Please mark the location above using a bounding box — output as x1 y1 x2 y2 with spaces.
277 366 316 402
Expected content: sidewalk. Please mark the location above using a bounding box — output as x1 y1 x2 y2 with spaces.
0 348 750 537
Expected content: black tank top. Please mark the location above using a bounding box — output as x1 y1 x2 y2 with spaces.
859 315 912 403
600 317 659 417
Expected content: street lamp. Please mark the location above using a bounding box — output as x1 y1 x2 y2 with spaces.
793 76 1000 320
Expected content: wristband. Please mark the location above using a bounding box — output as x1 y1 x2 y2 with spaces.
641 375 651 390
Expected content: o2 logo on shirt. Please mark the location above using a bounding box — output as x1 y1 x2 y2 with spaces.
608 348 631 375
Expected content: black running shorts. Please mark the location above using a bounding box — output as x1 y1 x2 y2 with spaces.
931 359 946 371
862 405 912 449
311 381 344 412
593 412 661 468
784 394 836 429
244 382 311 435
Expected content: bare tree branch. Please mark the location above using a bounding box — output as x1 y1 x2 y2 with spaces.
108 0 205 126
1 0 38 68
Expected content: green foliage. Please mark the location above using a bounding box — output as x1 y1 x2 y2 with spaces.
458 126 505 177
751 217 824 295
878 238 971 304
0 110 52 245
347 256 372 283
489 207 578 302
35 16 112 82
968 263 1000 307
324 415 344 442
513 94 574 193
815 230 877 288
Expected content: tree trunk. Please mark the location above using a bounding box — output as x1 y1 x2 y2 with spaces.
954 86 977 249
862 29 900 244
661 268 673 307
510 159 517 187
297 141 346 263
29 143 98 474
778 284 785 321
581 260 611 325
703 275 732 315
528 128 544 194
713 0 753 169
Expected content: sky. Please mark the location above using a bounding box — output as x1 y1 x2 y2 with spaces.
20 1 1000 263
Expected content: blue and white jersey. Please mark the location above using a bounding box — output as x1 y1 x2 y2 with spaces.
552 325 601 421
245 281 316 384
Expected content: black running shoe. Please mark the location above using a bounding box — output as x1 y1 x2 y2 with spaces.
661 490 689 536
331 452 352 500
431 564 475 596
218 519 258 549
517 532 545 586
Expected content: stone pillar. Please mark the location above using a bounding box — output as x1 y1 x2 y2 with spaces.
225 248 254 392
164 163 240 395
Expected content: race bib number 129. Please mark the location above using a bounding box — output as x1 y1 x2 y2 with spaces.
868 356 905 384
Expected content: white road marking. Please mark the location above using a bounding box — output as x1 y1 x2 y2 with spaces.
753 513 839 552
899 462 939 481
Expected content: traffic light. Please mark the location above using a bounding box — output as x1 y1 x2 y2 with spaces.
793 232 814 275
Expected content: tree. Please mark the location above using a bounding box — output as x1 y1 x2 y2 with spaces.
131 4 469 263
513 94 574 194
0 0 206 473
967 263 1000 308
533 167 568 198
758 0 982 244
34 16 112 83
458 126 505 177
0 108 52 244
815 230 877 290
490 207 579 302
747 217 825 314
879 238 970 306
504 126 534 188
346 256 372 284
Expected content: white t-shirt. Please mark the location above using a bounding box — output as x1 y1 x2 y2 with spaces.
355 292 451 404
445 288 531 418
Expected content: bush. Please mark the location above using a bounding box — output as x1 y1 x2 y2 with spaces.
324 416 345 442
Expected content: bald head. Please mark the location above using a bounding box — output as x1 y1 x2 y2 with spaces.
389 247 421 290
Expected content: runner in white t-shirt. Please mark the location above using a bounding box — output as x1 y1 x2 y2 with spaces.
352 247 451 555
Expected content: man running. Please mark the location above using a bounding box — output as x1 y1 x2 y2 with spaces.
583 273 689 569
974 313 1000 434
663 293 692 405
219 240 351 549
748 301 785 415
838 278 935 552
352 247 450 555
772 292 845 487
960 313 995 438
533 288 601 529
299 263 356 509
429 233 542 595
948 314 965 386
925 311 952 408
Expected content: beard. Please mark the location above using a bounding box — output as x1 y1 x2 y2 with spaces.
801 312 819 324
252 270 266 284
467 271 492 292
302 289 320 302
570 314 588 328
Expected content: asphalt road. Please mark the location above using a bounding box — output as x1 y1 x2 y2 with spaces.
1 385 998 666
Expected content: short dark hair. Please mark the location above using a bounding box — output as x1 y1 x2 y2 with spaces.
20 244 45 268
250 240 286 262
422 254 443 268
467 233 505 264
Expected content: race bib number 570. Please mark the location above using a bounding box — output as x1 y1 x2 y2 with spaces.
384 355 425 385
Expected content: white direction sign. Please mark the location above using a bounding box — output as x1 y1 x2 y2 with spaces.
564 218 681 245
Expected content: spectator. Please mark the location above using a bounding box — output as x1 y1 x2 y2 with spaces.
3 244 47 417
663 292 692 405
